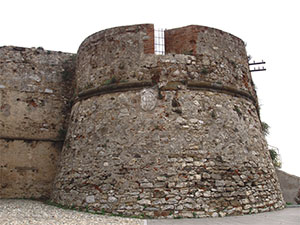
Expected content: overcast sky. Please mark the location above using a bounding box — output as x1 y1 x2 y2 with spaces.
1 0 299 177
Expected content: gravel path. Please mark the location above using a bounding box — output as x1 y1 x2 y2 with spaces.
0 199 145 225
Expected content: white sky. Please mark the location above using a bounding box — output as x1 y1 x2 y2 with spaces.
1 0 299 177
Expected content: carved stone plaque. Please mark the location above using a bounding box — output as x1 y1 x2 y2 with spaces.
140 88 157 111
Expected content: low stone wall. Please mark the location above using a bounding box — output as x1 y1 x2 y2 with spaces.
276 170 300 204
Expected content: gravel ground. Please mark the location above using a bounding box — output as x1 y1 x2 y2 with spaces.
0 199 145 225
2 199 299 225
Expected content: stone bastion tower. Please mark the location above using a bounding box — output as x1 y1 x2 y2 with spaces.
51 24 284 218
0 23 284 218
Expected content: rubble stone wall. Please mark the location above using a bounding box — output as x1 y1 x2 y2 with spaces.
51 24 284 218
76 24 154 94
0 46 75 198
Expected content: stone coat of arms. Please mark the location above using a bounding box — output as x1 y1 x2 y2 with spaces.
140 88 157 111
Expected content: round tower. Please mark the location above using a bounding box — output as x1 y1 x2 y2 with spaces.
51 24 284 218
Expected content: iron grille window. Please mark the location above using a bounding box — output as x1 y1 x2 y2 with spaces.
154 28 165 55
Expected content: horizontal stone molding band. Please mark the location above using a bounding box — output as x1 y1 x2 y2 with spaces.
187 80 259 109
0 136 64 142
75 80 258 110
75 81 154 103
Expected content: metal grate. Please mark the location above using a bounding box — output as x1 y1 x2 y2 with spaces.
154 28 165 55
249 60 266 72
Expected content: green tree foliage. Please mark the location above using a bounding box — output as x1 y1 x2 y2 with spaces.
261 121 281 168
261 121 270 136
268 146 282 168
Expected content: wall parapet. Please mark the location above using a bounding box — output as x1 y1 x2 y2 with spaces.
75 24 257 108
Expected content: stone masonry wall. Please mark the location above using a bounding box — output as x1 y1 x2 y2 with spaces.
51 24 284 218
276 169 300 204
165 25 257 100
0 140 62 199
0 46 75 198
76 24 154 94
